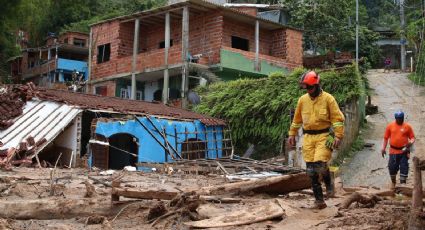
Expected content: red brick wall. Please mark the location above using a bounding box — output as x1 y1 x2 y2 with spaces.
90 9 303 81
284 29 303 67
228 7 258 17
222 17 272 56
90 80 116 97
271 29 286 58
91 21 121 80
91 10 224 80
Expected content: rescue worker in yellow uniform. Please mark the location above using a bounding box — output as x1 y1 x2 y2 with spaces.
288 71 345 209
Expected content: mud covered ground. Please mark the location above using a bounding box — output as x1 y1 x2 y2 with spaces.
0 70 422 229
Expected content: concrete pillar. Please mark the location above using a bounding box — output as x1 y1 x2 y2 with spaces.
181 6 189 108
131 18 140 100
255 20 259 71
163 12 171 104
87 27 93 92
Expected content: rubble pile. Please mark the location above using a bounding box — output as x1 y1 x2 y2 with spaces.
0 83 37 130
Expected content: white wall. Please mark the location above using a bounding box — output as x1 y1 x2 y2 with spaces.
144 81 159 102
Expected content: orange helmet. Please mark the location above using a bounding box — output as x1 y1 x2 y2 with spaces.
300 71 320 86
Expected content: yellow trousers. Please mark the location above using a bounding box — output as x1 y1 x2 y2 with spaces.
302 133 332 162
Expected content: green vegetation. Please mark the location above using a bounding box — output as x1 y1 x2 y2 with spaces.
194 64 365 158
408 73 425 86
0 0 167 81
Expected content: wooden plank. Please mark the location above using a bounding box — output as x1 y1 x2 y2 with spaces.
184 201 284 228
216 161 229 175
112 188 178 201
196 172 310 196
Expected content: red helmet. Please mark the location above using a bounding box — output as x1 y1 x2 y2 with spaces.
300 71 320 86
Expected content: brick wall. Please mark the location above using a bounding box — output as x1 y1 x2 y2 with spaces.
90 80 116 97
91 21 121 80
222 17 272 55
228 7 258 17
91 10 224 80
90 8 303 81
284 28 303 67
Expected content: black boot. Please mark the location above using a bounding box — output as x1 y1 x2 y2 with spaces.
310 172 327 209
306 162 327 209
322 168 335 198
390 175 396 189
400 176 407 184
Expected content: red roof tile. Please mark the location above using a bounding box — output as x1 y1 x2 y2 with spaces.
37 88 226 126
0 84 226 126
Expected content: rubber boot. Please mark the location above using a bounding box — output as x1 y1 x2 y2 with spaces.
400 176 407 184
310 174 327 209
323 168 335 198
390 175 396 189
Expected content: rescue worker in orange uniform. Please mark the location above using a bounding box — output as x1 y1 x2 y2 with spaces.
381 110 415 187
288 71 345 209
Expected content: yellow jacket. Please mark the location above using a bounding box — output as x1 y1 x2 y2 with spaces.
288 91 345 138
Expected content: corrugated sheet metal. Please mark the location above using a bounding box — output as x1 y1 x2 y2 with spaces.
0 99 81 154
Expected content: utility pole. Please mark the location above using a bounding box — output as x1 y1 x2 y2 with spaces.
355 0 359 65
400 0 406 71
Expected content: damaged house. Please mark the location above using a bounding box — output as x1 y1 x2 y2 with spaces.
88 0 302 104
0 84 230 170
8 31 89 88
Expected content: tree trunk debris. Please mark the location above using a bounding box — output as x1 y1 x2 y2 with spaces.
408 157 425 230
340 192 382 209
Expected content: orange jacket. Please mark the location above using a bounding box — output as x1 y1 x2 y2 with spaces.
384 121 415 154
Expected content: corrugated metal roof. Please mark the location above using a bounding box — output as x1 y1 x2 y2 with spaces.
0 100 81 154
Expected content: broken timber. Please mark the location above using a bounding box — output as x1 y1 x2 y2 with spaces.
196 172 310 195
0 198 122 220
111 187 178 202
408 157 425 230
137 157 303 175
110 173 309 203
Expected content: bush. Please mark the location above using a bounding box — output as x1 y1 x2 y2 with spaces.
193 64 366 158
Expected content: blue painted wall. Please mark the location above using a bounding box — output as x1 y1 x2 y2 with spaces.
57 58 88 79
94 116 226 168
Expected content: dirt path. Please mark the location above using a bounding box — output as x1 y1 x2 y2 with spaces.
341 69 425 187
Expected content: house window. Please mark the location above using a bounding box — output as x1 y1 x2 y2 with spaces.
136 91 143 100
97 43 111 64
121 88 143 100
73 38 86 47
95 86 107 96
231 36 249 51
120 88 130 99
159 39 173 49
64 38 69 44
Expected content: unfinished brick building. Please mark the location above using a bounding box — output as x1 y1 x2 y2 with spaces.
89 0 303 104
9 31 89 88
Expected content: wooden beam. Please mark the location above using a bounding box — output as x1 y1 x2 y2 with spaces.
112 188 178 201
408 157 424 229
196 172 310 195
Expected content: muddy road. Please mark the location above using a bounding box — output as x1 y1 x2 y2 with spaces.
341 69 425 187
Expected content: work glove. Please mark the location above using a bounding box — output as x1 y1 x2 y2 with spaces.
381 149 386 158
333 137 341 149
288 136 296 147
325 135 335 150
